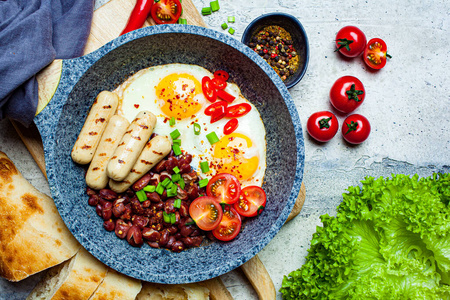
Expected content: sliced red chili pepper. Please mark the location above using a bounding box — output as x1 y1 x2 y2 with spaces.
226 103 252 118
120 0 154 35
205 101 228 116
223 118 238 135
211 77 227 90
202 76 217 102
214 70 229 81
217 89 236 103
210 105 226 123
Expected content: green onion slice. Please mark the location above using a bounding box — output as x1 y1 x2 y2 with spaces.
221 23 228 30
156 182 165 195
210 0 220 12
172 144 182 156
228 16 235 23
143 185 156 192
199 178 209 188
228 27 235 35
173 139 181 145
170 129 181 140
178 18 187 24
200 161 210 173
170 213 177 224
136 190 147 202
173 166 180 174
161 177 171 187
163 212 171 223
170 117 176 126
174 199 181 209
193 123 201 135
201 7 211 15
178 178 186 190
172 173 181 182
206 131 220 145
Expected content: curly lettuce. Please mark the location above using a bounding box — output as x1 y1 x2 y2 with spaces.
280 173 450 300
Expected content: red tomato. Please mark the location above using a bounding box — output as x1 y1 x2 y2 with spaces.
189 196 223 231
342 114 371 144
329 76 365 113
206 173 241 205
205 101 228 116
363 38 390 70
335 26 367 58
211 77 227 90
306 111 339 142
150 0 182 24
202 76 217 102
214 70 229 81
217 90 235 103
233 186 266 217
212 206 242 241
223 118 238 135
225 103 252 118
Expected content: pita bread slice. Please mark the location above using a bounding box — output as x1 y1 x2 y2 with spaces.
136 282 210 300
88 269 142 300
0 151 80 281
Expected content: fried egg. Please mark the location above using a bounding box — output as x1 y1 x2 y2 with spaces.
114 63 266 187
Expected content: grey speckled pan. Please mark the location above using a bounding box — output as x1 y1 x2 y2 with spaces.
34 25 304 284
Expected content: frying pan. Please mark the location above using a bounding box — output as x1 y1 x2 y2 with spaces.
34 25 304 284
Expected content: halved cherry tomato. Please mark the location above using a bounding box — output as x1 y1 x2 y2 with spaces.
189 196 223 231
211 77 227 90
363 38 390 70
212 206 242 241
223 118 238 135
217 90 235 103
150 0 182 24
335 26 366 58
233 186 266 217
205 101 228 116
226 103 252 118
214 70 229 81
210 105 226 123
202 76 217 102
206 173 241 205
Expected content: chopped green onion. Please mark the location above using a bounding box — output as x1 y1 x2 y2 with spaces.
174 199 181 209
199 178 209 188
221 23 228 30
163 212 171 223
172 144 182 156
169 117 176 126
156 182 165 195
170 213 177 224
172 173 181 182
143 185 156 192
200 161 210 173
228 16 235 23
178 18 187 24
170 129 181 140
173 139 181 145
173 166 180 174
210 0 220 12
193 123 201 135
178 178 186 190
206 131 220 145
167 187 177 198
136 190 147 202
166 181 174 190
228 27 235 35
201 7 211 15
161 177 171 187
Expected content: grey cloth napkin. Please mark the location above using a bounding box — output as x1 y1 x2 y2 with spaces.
0 0 94 127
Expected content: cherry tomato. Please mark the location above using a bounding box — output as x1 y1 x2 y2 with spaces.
363 38 390 70
206 173 241 205
335 26 367 58
225 103 252 118
329 76 365 113
233 186 266 217
202 76 217 102
212 205 242 241
306 111 339 142
211 77 227 90
217 90 236 103
214 70 229 81
342 114 371 144
150 0 182 24
205 101 228 116
223 118 238 135
189 196 223 231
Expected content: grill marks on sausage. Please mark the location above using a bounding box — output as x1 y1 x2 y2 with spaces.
93 167 100 171
140 159 154 166
82 145 92 150
132 135 141 141
95 118 106 124
152 150 163 155
139 124 149 130
102 105 112 109
104 138 112 142
88 131 98 136
118 160 125 164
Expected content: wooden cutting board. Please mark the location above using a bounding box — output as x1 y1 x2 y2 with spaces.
12 0 306 298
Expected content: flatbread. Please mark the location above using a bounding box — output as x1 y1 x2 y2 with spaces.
88 269 142 300
136 282 210 300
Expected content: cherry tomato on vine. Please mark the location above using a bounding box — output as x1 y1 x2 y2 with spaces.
206 173 241 205
233 186 266 217
363 38 391 70
189 196 223 231
306 111 339 142
330 76 365 113
342 114 371 144
150 0 182 24
335 26 367 58
212 206 242 241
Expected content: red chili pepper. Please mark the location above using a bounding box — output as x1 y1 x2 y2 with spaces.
216 90 236 103
120 0 153 35
210 105 227 123
202 76 217 102
223 118 238 135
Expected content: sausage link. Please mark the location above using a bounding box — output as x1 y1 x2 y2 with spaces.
71 91 119 164
109 135 172 193
85 115 130 190
106 110 156 181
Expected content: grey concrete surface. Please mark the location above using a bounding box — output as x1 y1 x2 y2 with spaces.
1 0 449 299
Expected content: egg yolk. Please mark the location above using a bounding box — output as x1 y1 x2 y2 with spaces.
155 73 202 119
212 133 259 181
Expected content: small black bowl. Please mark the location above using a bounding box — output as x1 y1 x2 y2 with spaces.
242 13 309 89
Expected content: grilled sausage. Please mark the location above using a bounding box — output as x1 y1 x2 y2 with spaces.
71 91 119 165
85 115 130 190
106 111 156 181
109 135 172 193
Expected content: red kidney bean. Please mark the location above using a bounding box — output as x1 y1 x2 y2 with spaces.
166 225 178 235
115 219 131 239
153 160 166 173
127 225 143 247
178 201 189 217
141 200 151 208
112 202 126 218
186 184 199 200
164 199 176 214
176 187 188 200
88 194 99 206
148 173 160 186
158 230 169 246
181 237 195 247
165 236 176 249
160 171 171 182
152 223 163 231
130 197 144 215
132 215 149 229
178 163 191 174
99 188 118 201
180 224 194 237
148 242 159 248
160 190 167 201
146 192 161 203
132 173 151 191
189 236 204 247
86 187 97 196
95 204 103 217
142 228 160 242
151 202 164 211
103 219 115 231
171 241 185 252
102 201 113 220
182 172 198 185
190 229 202 237
165 156 178 174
